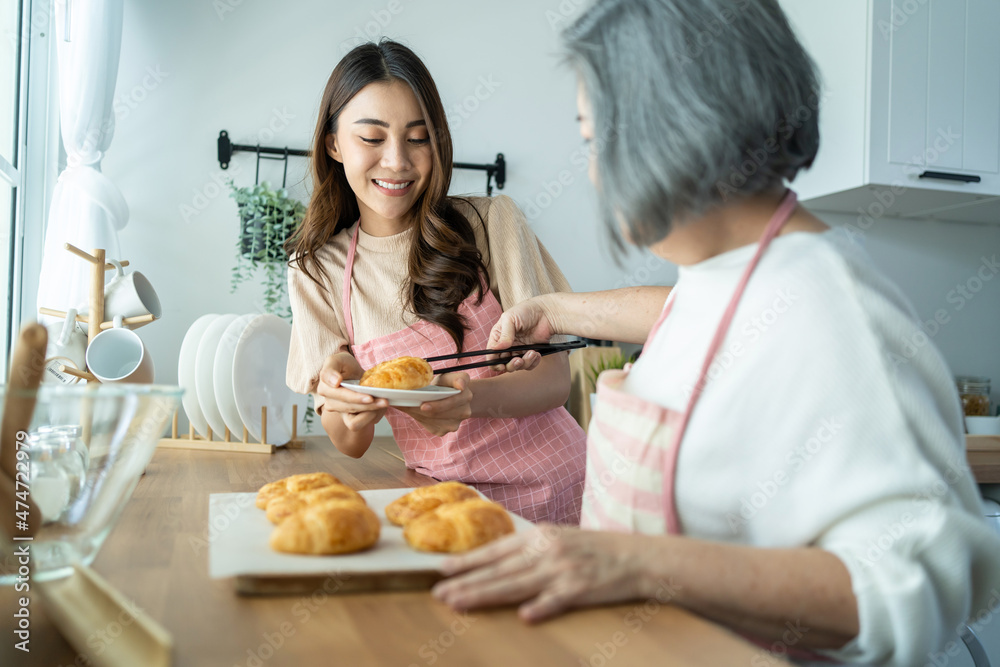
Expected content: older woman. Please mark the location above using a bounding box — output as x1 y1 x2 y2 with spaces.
430 0 1000 664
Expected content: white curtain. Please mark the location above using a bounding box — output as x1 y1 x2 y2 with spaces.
36 0 127 321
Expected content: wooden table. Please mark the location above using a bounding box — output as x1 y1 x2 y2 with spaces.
1 436 785 667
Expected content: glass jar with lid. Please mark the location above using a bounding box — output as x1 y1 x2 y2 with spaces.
956 376 991 417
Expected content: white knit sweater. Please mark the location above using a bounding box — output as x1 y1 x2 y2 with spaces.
622 228 1000 666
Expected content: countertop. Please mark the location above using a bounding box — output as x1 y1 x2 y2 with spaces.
968 435 1000 483
0 436 784 667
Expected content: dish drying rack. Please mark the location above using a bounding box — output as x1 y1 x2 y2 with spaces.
158 405 303 455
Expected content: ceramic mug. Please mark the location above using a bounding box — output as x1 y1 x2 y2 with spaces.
85 315 155 384
42 308 88 384
103 259 162 322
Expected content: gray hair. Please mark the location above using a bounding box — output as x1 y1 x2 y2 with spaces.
563 0 820 249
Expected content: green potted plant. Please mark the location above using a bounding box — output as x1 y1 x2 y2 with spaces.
228 180 314 428
587 349 639 414
228 180 306 320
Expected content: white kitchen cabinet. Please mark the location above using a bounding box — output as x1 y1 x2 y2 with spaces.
779 0 1000 223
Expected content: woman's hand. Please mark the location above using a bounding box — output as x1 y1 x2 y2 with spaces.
431 525 644 623
397 372 472 437
487 296 559 373
316 352 389 432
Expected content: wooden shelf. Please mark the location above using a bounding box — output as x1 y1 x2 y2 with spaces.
967 435 1000 484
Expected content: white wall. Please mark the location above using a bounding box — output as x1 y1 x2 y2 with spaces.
99 0 998 430
102 0 673 435
812 212 1000 408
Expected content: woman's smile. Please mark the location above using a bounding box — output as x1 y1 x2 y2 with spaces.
372 178 415 196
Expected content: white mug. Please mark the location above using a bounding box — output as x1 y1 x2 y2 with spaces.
85 315 155 384
103 259 162 322
42 308 88 384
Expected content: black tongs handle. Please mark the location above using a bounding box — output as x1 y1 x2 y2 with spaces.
427 339 585 374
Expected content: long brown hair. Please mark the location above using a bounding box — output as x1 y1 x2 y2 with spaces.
288 40 488 352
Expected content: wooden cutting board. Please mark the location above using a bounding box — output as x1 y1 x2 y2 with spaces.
208 488 534 596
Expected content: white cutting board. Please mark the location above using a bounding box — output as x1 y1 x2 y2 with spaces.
208 488 534 595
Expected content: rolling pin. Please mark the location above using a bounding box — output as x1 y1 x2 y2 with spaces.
0 323 48 537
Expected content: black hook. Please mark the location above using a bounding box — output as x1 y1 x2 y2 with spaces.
254 144 262 185
282 147 289 189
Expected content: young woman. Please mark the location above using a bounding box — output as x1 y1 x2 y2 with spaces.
285 40 586 524
431 1 1000 664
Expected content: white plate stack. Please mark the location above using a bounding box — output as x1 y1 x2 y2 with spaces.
178 313 306 446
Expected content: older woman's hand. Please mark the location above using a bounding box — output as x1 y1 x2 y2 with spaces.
487 296 559 373
431 525 644 623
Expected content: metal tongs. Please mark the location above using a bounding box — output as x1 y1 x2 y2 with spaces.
425 339 586 374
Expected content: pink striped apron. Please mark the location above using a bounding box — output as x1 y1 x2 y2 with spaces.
581 191 831 661
342 223 587 524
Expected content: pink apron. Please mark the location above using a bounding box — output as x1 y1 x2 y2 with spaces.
342 223 587 524
581 191 831 661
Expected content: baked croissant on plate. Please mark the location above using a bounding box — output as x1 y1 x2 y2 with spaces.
270 498 380 555
403 499 515 553
360 356 434 390
255 472 341 509
266 484 366 524
384 481 480 526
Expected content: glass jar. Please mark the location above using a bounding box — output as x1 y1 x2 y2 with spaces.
26 425 88 523
956 376 991 417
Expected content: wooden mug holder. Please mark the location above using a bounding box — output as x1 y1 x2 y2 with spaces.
157 405 304 454
37 243 156 384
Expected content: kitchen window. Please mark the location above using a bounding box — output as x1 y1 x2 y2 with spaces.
1 0 54 378
0 0 23 378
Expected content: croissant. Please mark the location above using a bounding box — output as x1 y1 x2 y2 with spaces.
255 472 342 509
360 356 433 390
270 499 380 555
385 481 480 526
266 484 365 524
403 499 514 553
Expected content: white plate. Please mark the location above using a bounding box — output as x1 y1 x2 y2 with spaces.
178 314 219 438
232 314 303 445
214 314 256 438
340 381 460 407
195 313 239 438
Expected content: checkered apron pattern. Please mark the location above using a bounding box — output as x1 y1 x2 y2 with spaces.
342 224 587 524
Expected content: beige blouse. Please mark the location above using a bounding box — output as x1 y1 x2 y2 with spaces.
285 195 571 395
